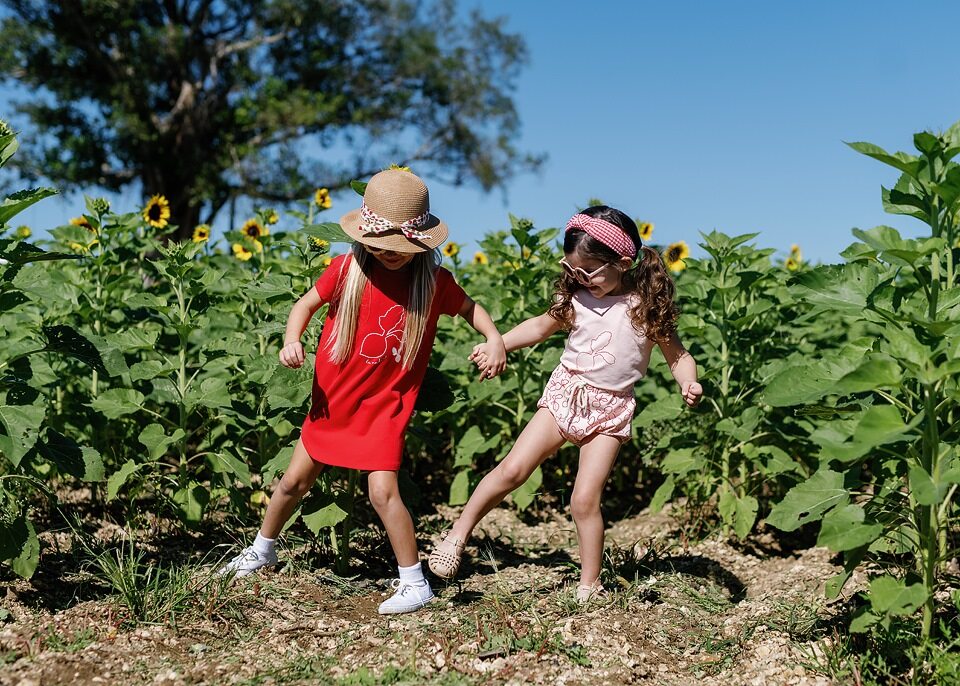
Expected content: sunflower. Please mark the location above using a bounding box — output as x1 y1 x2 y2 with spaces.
314 187 332 209
70 216 95 232
790 244 802 262
265 210 279 225
241 218 266 239
442 242 460 258
473 251 488 265
388 163 412 173
638 221 654 241
232 242 253 261
309 236 330 254
785 257 799 271
142 194 171 229
251 239 264 253
663 241 689 272
320 255 333 268
192 224 211 243
15 225 31 239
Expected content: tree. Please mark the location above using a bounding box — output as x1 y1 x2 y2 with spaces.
0 0 540 238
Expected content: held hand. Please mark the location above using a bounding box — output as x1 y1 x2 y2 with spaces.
469 340 506 382
681 380 703 407
279 341 305 368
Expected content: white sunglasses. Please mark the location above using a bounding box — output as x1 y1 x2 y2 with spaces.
559 258 614 285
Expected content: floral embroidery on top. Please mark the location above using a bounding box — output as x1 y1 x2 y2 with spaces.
359 304 405 364
575 330 616 371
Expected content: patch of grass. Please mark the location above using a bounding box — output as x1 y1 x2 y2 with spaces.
238 658 478 686
87 537 248 628
800 617 960 686
761 596 824 640
660 573 732 616
42 626 96 653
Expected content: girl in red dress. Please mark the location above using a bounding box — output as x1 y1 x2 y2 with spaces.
220 169 506 614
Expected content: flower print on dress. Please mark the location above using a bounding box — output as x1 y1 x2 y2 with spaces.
359 304 405 364
575 331 616 371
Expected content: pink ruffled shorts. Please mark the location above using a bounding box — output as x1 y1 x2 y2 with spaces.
537 365 635 446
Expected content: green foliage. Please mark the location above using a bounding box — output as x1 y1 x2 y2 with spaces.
0 126 102 577
639 230 822 537
0 0 541 238
765 119 960 640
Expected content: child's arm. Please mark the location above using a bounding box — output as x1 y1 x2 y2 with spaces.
279 287 325 368
502 313 562 353
470 312 561 369
657 331 702 407
458 296 507 380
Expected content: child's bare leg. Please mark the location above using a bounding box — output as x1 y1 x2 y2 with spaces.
368 470 419 567
570 434 621 588
260 438 325 538
450 408 566 541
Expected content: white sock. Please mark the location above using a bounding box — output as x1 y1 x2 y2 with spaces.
398 561 426 586
253 532 276 557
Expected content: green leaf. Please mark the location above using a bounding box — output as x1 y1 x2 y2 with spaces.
0 512 29 561
868 575 928 617
634 395 684 427
173 483 210 525
817 504 882 551
766 469 847 532
449 469 471 506
719 489 758 539
207 452 252 487
261 445 294 478
0 402 45 467
38 429 104 481
41 325 108 375
301 222 353 244
0 187 59 225
107 460 147 500
137 423 185 461
832 357 901 395
454 425 498 467
510 466 542 510
660 448 698 476
649 476 675 513
846 141 923 177
350 180 367 196
301 493 348 533
909 464 948 506
10 518 39 579
89 388 145 419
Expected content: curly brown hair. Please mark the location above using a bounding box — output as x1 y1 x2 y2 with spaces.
547 206 679 342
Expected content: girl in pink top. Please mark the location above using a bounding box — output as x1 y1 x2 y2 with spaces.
429 205 702 601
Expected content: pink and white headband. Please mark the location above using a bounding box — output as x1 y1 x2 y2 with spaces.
565 213 637 259
360 202 432 241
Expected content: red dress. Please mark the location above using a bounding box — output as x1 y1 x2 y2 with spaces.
300 254 466 470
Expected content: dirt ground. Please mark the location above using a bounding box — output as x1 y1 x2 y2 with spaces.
0 504 846 686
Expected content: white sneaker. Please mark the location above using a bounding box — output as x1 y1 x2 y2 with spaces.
377 579 434 615
217 545 277 578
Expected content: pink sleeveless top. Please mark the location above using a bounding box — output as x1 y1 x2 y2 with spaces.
559 290 656 392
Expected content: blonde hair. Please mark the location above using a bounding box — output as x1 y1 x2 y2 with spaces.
326 243 440 368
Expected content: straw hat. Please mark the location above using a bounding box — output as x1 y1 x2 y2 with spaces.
339 169 448 253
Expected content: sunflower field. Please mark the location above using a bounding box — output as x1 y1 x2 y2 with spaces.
2 119 960 681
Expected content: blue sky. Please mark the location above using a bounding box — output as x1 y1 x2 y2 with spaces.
4 1 960 263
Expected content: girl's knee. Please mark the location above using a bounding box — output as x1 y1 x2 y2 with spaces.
368 481 399 511
570 491 601 520
277 473 312 499
497 461 529 489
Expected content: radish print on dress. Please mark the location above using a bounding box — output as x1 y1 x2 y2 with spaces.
575 331 616 370
359 304 405 364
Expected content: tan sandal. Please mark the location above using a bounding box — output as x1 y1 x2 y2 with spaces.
576 583 607 604
428 533 466 579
